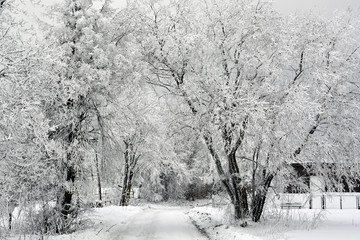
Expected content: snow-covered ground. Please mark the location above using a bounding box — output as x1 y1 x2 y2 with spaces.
284 209 360 240
5 205 207 240
4 203 360 240
189 206 360 240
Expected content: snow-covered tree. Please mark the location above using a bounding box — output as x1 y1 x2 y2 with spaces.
0 0 134 233
138 0 360 223
102 82 188 204
0 2 75 236
40 0 128 231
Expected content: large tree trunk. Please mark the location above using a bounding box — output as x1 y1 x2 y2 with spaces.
58 164 76 218
251 173 274 222
120 139 138 206
173 72 250 221
227 180 250 220
120 166 135 206
124 170 134 205
120 160 129 206
203 131 249 220
228 152 249 219
240 187 249 217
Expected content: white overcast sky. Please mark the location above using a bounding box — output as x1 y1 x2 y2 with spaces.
15 0 360 24
109 0 360 17
272 0 360 16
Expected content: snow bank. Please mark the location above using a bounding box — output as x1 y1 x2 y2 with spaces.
5 206 144 240
284 209 360 240
189 206 360 240
188 206 263 240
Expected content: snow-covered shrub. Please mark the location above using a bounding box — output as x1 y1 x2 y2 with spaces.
259 208 326 235
23 201 91 236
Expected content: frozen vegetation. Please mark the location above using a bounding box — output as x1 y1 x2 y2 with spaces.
3 200 360 240
1 0 360 239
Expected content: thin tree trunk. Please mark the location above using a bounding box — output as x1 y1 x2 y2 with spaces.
95 152 102 202
8 213 12 230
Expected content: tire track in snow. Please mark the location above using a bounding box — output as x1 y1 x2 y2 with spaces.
189 217 211 239
110 208 158 240
108 206 208 240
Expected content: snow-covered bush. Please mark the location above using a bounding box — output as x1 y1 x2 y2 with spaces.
260 208 326 234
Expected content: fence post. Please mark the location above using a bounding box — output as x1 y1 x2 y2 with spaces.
340 195 342 210
321 194 326 210
357 196 360 210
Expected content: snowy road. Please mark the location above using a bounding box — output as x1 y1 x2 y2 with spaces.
106 206 208 240
7 205 209 240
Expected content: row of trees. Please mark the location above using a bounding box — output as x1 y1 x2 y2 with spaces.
0 0 359 236
0 0 190 235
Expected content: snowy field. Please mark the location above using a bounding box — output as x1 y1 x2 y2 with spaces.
4 203 360 240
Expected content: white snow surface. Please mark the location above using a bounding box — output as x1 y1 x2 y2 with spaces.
189 206 360 240
284 209 360 240
7 205 207 240
5 203 360 240
107 205 207 240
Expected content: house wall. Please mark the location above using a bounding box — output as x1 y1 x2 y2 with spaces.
310 176 325 193
287 163 360 193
